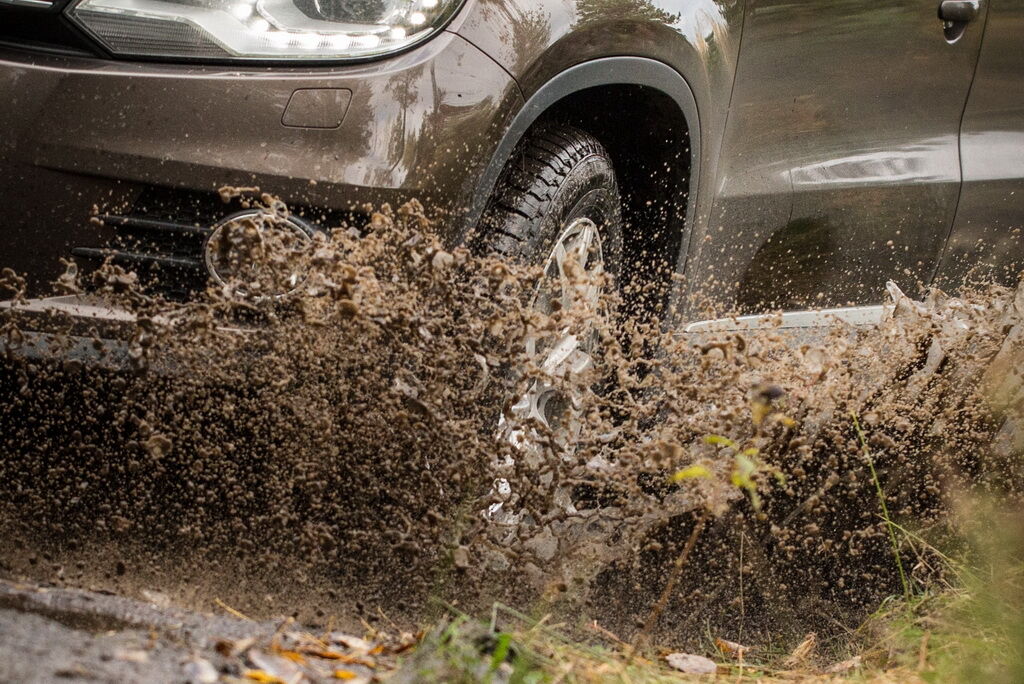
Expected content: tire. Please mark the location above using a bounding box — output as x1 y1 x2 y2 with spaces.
474 124 623 282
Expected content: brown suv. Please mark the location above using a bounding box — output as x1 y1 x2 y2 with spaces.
1 0 1022 316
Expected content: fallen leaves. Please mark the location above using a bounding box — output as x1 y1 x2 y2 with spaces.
242 669 286 684
247 649 303 683
196 622 421 684
714 637 752 659
326 632 373 654
276 650 307 664
783 632 817 669
294 647 375 668
216 637 256 658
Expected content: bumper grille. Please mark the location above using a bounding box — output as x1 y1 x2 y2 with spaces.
72 214 212 300
71 187 238 299
70 187 337 300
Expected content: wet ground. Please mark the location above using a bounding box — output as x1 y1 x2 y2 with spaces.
0 577 422 683
0 579 267 683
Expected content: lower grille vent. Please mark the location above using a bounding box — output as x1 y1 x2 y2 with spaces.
71 214 212 299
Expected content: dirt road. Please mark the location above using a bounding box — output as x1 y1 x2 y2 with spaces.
0 579 282 683
0 578 412 683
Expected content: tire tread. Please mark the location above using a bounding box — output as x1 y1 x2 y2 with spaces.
476 124 616 261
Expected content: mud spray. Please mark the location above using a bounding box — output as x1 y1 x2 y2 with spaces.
1 193 1021 655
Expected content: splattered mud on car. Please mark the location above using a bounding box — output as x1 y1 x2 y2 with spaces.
0 195 1021 681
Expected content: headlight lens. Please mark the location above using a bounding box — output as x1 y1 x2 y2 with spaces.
67 0 461 61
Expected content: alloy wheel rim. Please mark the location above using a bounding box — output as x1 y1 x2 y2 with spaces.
501 216 606 453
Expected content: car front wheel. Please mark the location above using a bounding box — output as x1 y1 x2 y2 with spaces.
475 123 624 460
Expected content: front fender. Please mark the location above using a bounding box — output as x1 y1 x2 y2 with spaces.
459 56 702 245
448 0 743 263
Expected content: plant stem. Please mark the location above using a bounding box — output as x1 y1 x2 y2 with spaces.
632 511 708 652
852 411 911 604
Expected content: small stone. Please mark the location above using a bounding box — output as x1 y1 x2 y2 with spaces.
665 652 717 674
183 657 218 683
141 589 171 608
144 434 173 459
452 545 471 570
114 649 149 664
522 526 558 563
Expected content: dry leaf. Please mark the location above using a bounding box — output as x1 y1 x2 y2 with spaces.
665 652 717 674
714 637 751 658
215 636 256 657
247 649 303 683
389 632 424 655
296 647 375 668
275 650 306 664
328 632 373 654
783 632 817 668
243 670 285 684
297 647 345 660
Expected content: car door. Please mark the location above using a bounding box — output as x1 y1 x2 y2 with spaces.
689 0 987 314
934 0 1024 292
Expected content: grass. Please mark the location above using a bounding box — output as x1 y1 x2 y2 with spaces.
851 412 912 605
394 408 1024 682
395 604 715 683
867 500 1024 683
393 498 1024 683
396 605 877 682
395 582 1021 682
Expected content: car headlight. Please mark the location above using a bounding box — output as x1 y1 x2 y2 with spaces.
67 0 463 61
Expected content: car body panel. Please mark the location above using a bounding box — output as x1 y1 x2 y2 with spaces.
452 0 745 289
0 34 522 292
690 0 988 313
935 0 1024 291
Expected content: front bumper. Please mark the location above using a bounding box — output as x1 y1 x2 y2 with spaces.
1 296 137 370
1 294 257 373
0 32 521 295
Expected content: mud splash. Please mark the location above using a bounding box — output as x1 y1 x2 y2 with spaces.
0 194 1021 648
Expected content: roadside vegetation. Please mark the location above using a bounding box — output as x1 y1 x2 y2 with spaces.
394 497 1024 682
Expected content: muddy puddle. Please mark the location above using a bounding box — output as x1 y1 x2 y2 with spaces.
1 192 1022 661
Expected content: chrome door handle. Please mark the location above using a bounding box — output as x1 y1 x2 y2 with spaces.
939 0 979 23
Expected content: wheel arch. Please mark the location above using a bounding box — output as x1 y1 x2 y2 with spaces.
463 57 701 307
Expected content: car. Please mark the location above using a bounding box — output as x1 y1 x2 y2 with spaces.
1 0 1021 334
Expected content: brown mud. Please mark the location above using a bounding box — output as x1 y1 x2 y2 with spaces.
1 193 1021 665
